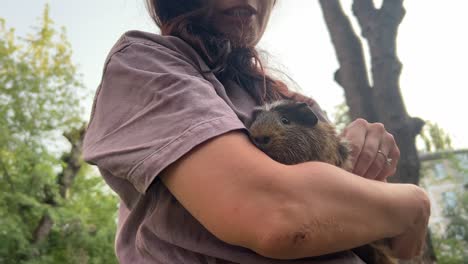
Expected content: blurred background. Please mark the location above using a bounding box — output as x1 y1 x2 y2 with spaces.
1 0 466 263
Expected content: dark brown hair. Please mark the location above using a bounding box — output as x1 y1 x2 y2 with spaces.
145 0 308 104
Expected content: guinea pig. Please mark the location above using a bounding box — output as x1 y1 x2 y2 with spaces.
247 99 394 264
248 100 352 169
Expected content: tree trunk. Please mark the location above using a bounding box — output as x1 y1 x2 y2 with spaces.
318 0 377 123
32 213 53 244
319 0 434 263
57 125 87 198
31 124 87 245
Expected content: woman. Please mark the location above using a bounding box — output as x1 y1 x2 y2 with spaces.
83 0 430 263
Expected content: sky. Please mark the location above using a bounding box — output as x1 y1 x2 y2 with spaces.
1 0 467 149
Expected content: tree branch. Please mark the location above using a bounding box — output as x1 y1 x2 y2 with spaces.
381 0 405 26
352 0 407 126
57 124 86 198
32 213 53 244
352 0 377 39
319 0 377 122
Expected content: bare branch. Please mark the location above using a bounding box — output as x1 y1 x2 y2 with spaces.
381 0 405 25
351 0 408 127
352 0 378 38
319 0 377 122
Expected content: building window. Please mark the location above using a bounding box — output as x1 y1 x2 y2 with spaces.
459 154 468 168
434 163 446 179
442 191 457 215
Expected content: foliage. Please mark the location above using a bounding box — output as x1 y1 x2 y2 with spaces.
331 101 351 132
432 189 468 264
0 5 118 264
431 164 468 264
418 121 453 153
418 122 468 263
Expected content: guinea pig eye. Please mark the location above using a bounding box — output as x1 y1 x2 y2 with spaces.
280 117 290 125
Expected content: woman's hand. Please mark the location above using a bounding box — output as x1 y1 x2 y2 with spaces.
341 118 400 181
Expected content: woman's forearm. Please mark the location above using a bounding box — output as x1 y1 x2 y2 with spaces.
159 132 428 259
255 161 430 259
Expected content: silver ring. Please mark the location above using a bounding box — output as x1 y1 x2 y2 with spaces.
377 150 393 165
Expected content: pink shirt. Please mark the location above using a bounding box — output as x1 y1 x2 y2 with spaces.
83 30 364 264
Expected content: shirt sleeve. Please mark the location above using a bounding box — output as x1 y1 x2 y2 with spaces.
83 40 246 194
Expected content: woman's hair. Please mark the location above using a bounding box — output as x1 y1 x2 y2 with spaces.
145 0 308 104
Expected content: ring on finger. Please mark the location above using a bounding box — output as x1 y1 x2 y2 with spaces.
377 150 393 165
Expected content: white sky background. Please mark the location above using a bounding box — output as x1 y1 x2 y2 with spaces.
1 0 467 149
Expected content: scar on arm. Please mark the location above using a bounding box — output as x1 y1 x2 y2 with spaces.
291 216 345 246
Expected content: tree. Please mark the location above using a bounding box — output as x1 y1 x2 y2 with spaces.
319 0 433 263
0 5 118 263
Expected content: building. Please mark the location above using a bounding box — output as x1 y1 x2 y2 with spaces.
419 149 468 235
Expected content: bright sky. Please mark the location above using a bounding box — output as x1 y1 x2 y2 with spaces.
2 0 467 149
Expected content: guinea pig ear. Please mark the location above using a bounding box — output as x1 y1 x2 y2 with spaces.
246 108 263 128
252 108 263 118
291 102 318 127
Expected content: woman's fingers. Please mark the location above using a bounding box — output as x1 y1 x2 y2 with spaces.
363 132 396 180
342 119 401 181
341 118 367 170
375 141 400 181
353 123 385 178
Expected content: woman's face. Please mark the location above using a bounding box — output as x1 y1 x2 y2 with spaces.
209 0 276 47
